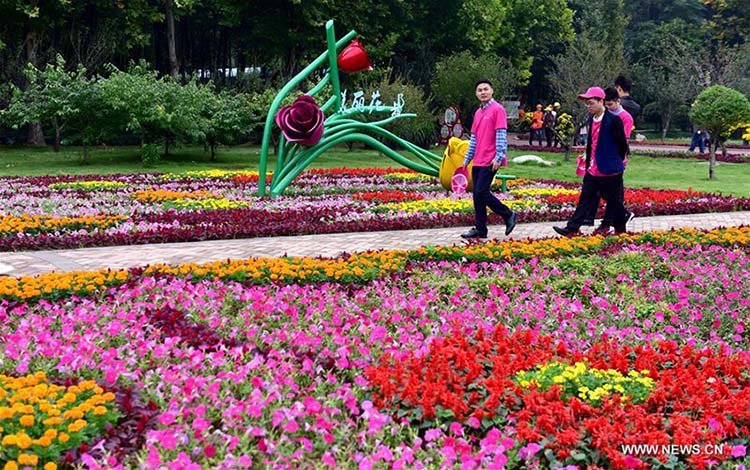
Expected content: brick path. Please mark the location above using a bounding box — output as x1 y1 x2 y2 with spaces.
2 211 749 277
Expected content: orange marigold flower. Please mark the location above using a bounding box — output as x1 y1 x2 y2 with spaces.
19 414 34 426
15 433 32 449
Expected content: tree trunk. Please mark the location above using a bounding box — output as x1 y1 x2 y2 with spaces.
165 0 179 78
210 144 216 161
709 139 716 180
25 26 46 146
53 117 61 152
564 146 570 162
661 114 671 141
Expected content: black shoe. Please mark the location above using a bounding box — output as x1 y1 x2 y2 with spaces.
553 226 580 238
505 212 518 236
461 227 487 239
592 225 612 237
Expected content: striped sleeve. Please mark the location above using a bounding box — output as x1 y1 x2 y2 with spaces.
463 134 477 167
494 129 507 164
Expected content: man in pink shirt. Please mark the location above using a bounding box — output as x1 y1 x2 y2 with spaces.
460 79 517 239
553 86 629 237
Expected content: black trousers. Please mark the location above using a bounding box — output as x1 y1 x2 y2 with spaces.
584 182 626 225
472 165 513 236
567 173 627 232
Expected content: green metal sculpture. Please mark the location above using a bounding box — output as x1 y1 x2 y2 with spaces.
258 20 441 196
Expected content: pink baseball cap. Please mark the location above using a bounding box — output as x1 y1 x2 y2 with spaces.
577 86 605 100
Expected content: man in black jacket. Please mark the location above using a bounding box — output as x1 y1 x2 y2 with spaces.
553 86 630 237
615 75 641 122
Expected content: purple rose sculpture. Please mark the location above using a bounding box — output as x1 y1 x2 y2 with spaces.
275 95 325 146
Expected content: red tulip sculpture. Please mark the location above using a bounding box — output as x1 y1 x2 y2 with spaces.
337 39 372 73
275 95 325 146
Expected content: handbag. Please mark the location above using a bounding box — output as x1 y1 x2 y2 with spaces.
575 154 586 177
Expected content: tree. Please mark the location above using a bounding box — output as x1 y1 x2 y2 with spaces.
634 24 707 139
689 85 750 179
431 51 525 126
203 91 253 160
549 35 625 134
702 0 750 46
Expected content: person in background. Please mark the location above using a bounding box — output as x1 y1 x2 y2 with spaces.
529 103 544 146
459 79 518 240
553 86 629 238
615 75 641 125
689 125 707 153
543 105 556 147
552 102 561 146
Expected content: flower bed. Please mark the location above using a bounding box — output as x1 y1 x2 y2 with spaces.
1 226 750 468
2 169 749 252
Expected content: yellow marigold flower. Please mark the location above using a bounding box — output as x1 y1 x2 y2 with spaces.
19 414 34 426
43 417 63 426
4 461 18 470
102 392 115 401
44 428 58 439
17 454 38 466
15 433 32 449
0 407 12 419
93 406 108 416
2 434 17 446
58 432 70 443
68 419 87 433
44 463 58 470
33 435 52 447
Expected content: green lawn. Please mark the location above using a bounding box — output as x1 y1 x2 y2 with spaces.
1 144 748 197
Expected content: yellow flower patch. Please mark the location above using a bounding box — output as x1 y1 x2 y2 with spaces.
160 169 260 180
0 215 127 237
383 172 434 181
515 361 655 406
129 189 220 203
0 372 118 468
508 188 579 198
167 197 250 210
378 198 542 214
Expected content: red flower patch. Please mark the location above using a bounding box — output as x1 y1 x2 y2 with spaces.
366 327 750 468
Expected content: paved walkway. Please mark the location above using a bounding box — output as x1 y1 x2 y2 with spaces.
2 211 749 277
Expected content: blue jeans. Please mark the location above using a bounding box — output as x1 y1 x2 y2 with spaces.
472 166 513 236
529 129 543 146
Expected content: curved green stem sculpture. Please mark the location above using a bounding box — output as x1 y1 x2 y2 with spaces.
258 19 441 196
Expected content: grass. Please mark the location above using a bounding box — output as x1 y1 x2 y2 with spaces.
1 144 749 197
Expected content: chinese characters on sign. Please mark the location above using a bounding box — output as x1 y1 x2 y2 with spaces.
339 90 405 117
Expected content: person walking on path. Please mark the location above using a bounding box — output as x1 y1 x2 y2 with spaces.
584 87 635 235
460 79 518 239
553 86 629 237
529 104 544 146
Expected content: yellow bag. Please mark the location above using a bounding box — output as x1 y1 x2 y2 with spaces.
439 137 473 191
